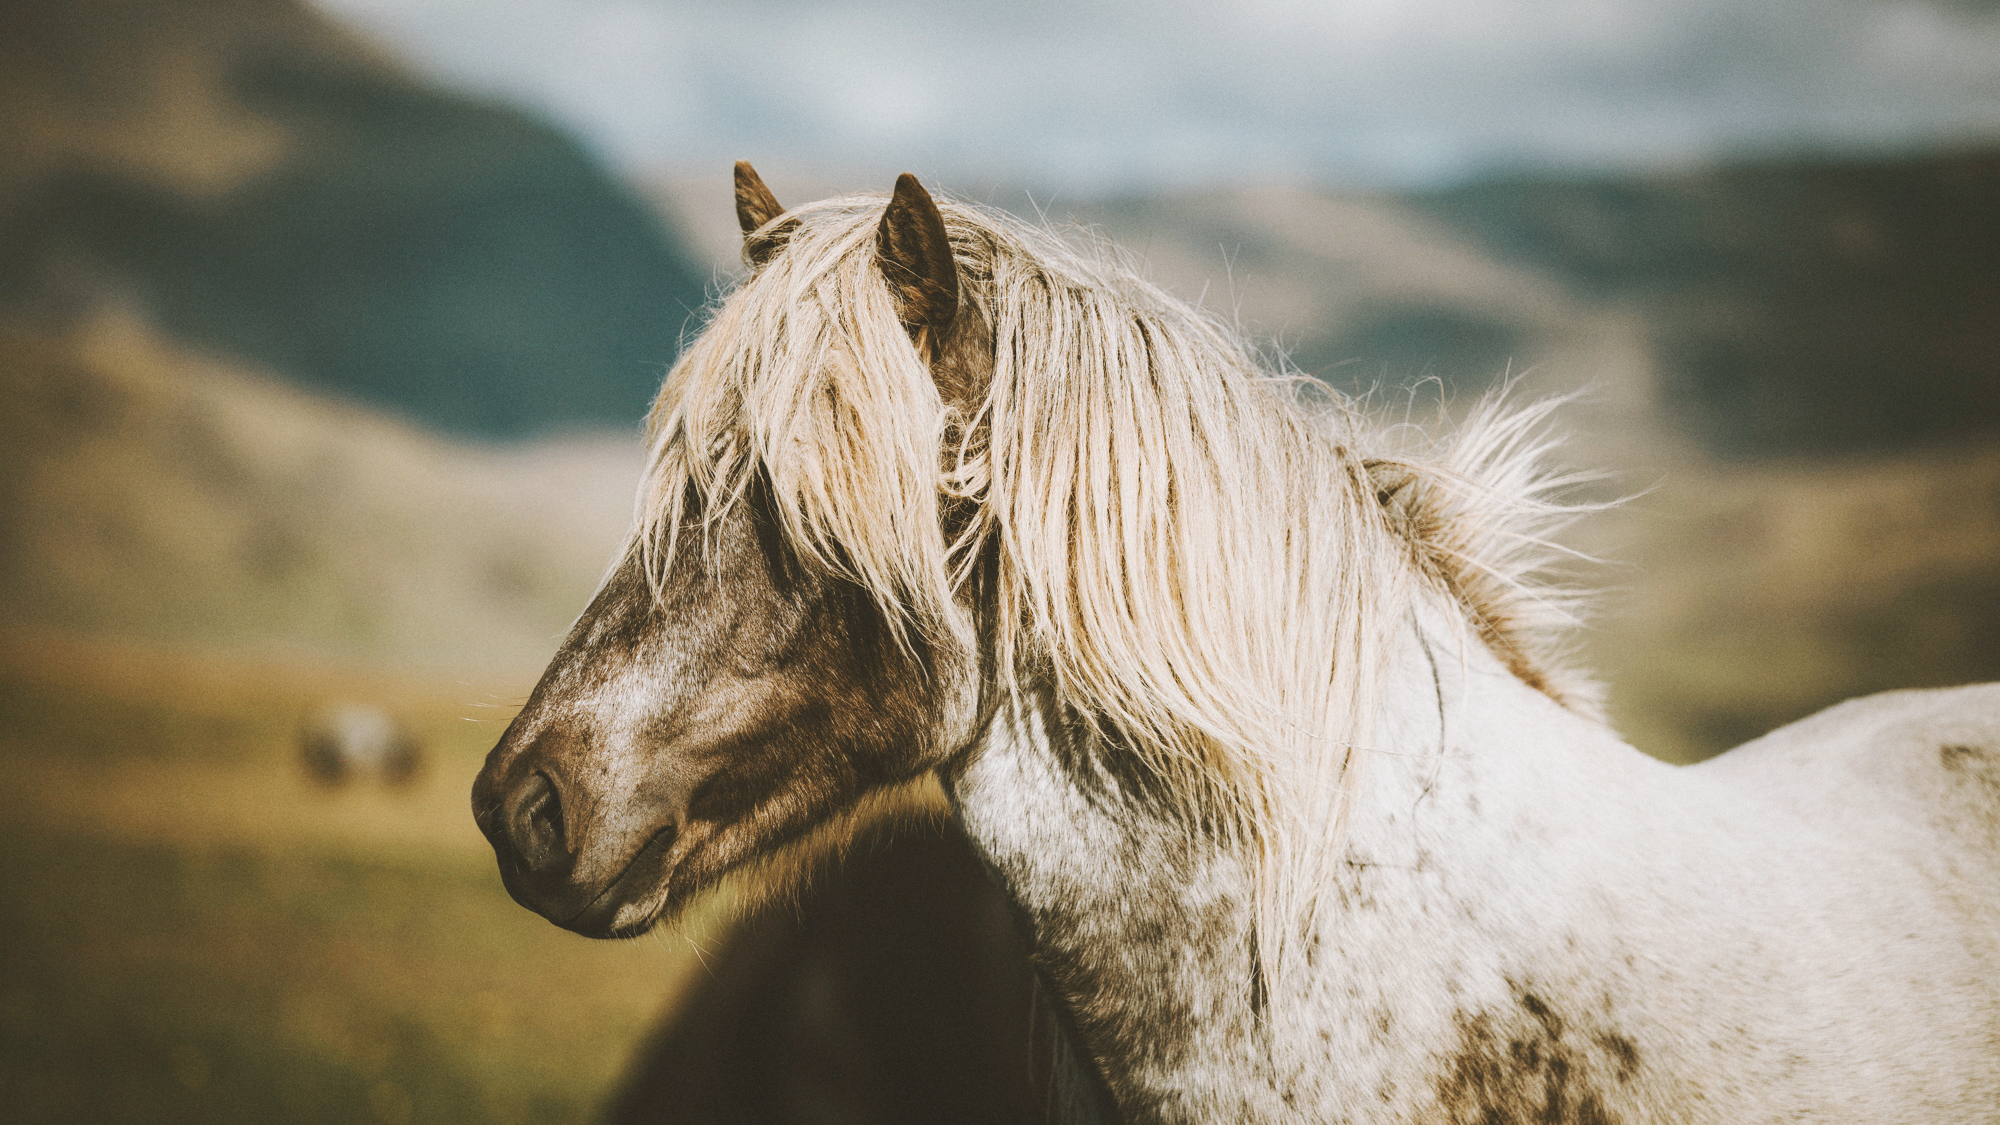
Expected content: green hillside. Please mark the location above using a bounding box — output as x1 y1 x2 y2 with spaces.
0 0 710 438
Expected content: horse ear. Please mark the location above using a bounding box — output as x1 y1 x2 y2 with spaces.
734 161 796 268
875 173 958 358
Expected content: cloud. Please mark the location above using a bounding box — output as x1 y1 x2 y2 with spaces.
310 0 2000 188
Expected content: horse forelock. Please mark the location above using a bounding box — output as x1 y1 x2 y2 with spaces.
632 189 1598 964
638 195 966 650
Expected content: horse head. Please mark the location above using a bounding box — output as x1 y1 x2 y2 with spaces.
472 165 991 937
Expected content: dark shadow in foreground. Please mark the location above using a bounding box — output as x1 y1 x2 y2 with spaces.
603 815 1119 1125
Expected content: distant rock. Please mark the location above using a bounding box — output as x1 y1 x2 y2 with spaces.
301 701 420 786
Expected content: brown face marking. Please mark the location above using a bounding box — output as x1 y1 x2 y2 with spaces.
472 481 947 937
1435 982 1636 1124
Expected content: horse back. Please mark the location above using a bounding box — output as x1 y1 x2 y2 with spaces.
1699 681 2000 886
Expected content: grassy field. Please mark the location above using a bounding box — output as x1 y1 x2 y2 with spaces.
0 631 724 1125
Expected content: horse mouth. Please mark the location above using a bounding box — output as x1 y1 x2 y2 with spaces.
564 822 683 938
554 781 852 938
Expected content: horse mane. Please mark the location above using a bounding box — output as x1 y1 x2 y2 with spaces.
636 190 1597 952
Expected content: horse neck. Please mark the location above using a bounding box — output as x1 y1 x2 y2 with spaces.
945 598 1668 1124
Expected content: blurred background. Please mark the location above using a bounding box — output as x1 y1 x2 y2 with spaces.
2 0 1997 1121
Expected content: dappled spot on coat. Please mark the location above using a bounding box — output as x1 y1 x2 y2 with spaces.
1435 984 1637 1124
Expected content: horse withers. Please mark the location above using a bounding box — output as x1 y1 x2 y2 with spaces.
473 164 2000 1124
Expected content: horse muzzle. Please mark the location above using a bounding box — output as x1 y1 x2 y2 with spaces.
472 734 690 938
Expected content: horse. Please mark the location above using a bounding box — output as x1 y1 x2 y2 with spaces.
473 163 2000 1124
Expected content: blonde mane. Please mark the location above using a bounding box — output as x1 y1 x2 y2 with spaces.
637 191 1593 948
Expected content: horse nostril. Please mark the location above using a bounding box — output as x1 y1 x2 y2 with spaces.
513 772 569 872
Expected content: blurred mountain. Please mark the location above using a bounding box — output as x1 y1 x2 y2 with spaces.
1413 151 2000 459
0 0 711 439
1080 150 2000 457
0 313 636 670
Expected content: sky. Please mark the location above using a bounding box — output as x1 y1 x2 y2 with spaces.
310 0 2000 190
